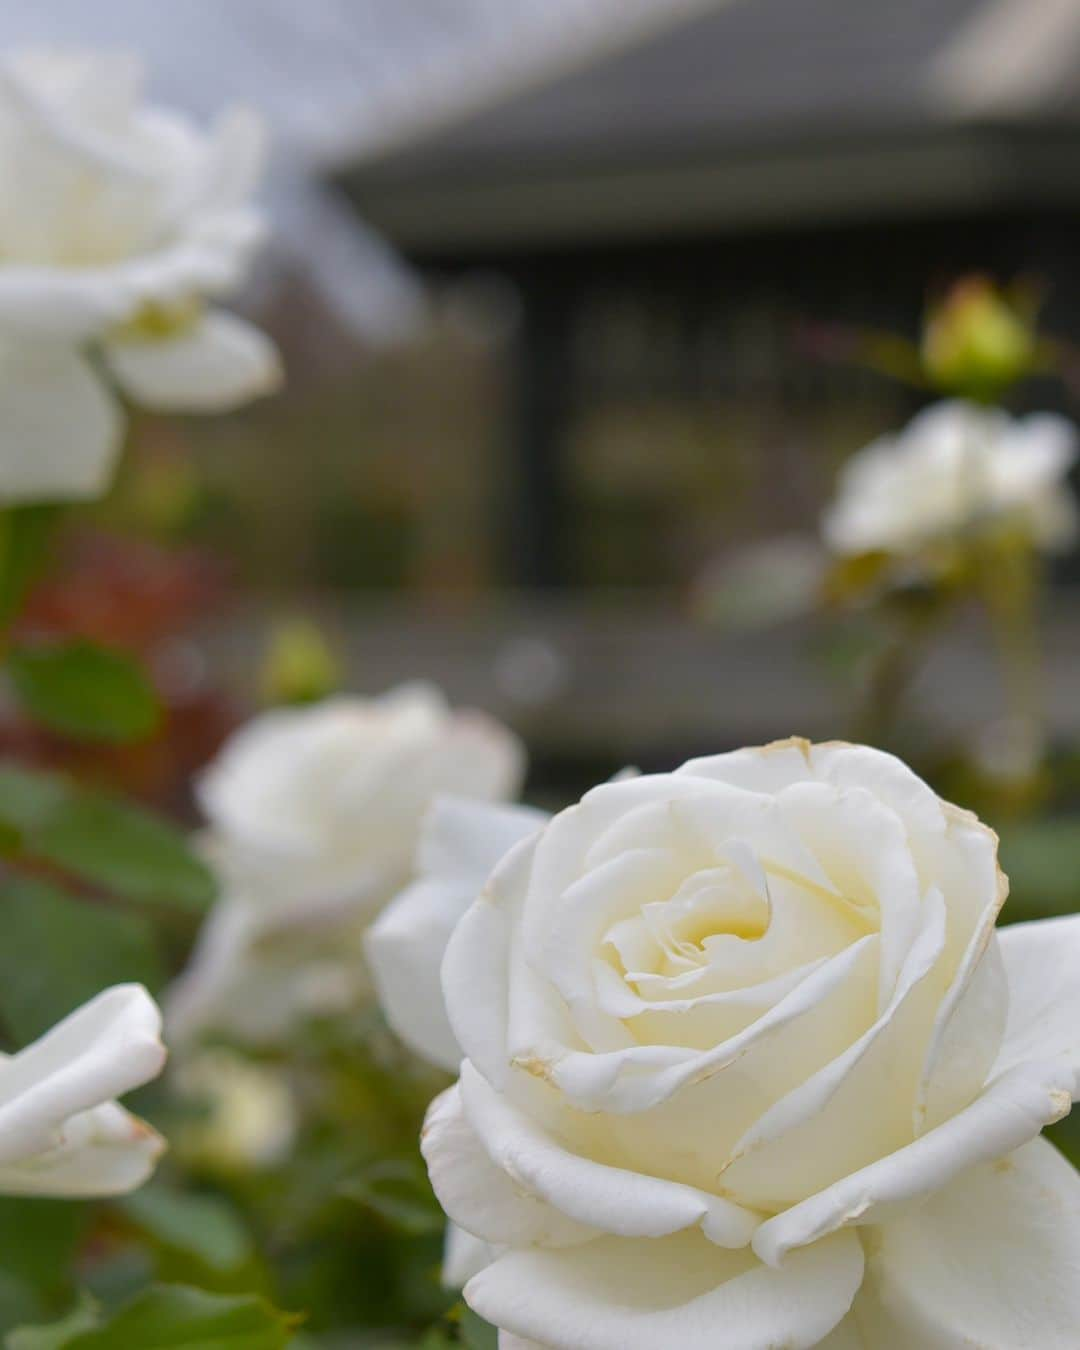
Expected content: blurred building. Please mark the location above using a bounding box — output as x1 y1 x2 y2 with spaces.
344 0 1080 587
5 0 1080 601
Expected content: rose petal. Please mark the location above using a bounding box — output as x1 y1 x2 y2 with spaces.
419 797 547 893
915 925 1006 1134
547 932 877 1114
458 1061 761 1249
465 1227 864 1350
368 798 544 1071
442 1222 494 1289
0 1101 162 1196
994 914 1080 1095
0 985 165 1180
421 1085 596 1251
752 1057 1074 1265
864 1137 1080 1348
104 310 281 413
774 781 923 1005
722 891 946 1209
444 833 582 1093
0 342 122 503
0 217 262 340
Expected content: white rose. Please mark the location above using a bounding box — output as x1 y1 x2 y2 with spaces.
822 400 1077 557
167 685 524 1044
0 983 165 1196
422 739 1080 1348
0 48 280 504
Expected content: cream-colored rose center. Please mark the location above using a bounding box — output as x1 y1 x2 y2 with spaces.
601 841 878 1014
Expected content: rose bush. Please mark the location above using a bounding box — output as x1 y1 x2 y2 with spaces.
0 983 165 1196
167 684 524 1044
421 738 1080 1348
822 400 1077 557
0 47 280 504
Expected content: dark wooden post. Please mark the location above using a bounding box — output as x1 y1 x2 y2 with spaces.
505 265 573 587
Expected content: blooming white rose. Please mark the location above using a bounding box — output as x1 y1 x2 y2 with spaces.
0 48 281 504
822 400 1077 557
422 738 1080 1348
0 983 165 1196
167 684 524 1045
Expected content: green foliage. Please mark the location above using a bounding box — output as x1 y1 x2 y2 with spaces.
0 878 163 1042
0 763 215 912
7 1292 100 1349
118 1188 256 1280
8 641 160 744
340 1159 444 1236
0 506 60 630
6 1286 297 1349
0 1198 88 1332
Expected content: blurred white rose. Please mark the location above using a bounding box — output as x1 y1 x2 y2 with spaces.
0 48 280 504
822 400 1077 557
172 1048 296 1174
423 739 1080 1348
167 684 524 1045
0 983 165 1196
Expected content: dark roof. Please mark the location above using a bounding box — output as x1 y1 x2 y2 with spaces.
345 0 1080 256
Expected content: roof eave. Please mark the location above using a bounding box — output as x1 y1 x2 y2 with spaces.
345 124 1080 259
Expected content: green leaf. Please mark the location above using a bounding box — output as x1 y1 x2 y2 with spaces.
119 1188 254 1275
0 764 215 912
0 506 60 630
9 640 161 744
31 792 215 912
340 1159 444 1236
7 1286 297 1350
7 1292 101 1349
0 763 67 831
0 1272 46 1343
0 877 163 1042
0 1197 88 1301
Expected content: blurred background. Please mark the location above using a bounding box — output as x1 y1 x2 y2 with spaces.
6 0 1080 802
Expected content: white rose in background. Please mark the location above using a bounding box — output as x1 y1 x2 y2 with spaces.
0 983 165 1196
167 684 525 1045
172 1048 296 1175
423 739 1080 1348
822 400 1077 558
0 48 281 505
